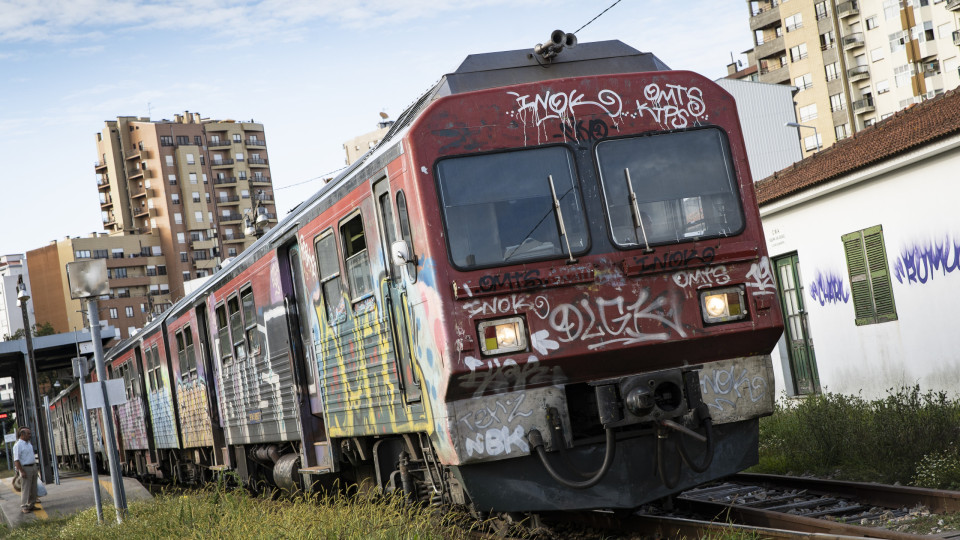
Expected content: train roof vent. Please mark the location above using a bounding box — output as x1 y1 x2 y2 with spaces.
439 40 670 96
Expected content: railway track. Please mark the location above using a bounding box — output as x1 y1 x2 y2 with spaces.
538 473 960 539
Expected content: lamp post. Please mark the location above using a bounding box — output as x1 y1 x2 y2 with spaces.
243 189 270 239
785 121 821 153
17 275 51 482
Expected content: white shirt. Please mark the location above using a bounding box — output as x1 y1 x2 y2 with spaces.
13 438 35 466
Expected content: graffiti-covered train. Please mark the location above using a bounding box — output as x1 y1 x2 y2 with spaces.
50 38 783 512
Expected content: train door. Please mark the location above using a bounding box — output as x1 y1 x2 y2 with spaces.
280 241 328 470
195 305 229 467
373 179 421 404
774 253 821 395
134 345 158 463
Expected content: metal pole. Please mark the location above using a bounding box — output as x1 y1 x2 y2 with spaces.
43 396 60 485
74 356 103 524
87 299 127 522
19 298 50 483
2 420 9 470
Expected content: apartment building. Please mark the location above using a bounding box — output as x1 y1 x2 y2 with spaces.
94 112 277 301
748 0 960 156
343 117 395 165
26 234 169 340
0 255 35 340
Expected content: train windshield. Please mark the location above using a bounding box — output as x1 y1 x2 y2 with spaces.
436 146 588 269
596 128 744 248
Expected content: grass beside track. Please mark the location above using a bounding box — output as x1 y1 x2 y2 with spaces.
753 385 960 489
3 482 478 540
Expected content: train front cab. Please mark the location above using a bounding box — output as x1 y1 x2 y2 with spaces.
405 70 785 512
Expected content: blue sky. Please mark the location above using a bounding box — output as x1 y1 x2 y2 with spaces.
0 0 752 255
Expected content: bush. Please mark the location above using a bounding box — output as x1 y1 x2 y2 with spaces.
754 386 960 486
914 445 960 490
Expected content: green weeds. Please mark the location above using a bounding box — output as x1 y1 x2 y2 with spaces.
754 386 960 488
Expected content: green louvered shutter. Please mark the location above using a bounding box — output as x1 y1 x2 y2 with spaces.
863 226 898 323
842 226 898 326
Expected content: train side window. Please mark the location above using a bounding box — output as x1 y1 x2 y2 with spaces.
216 304 232 364
176 330 187 378
184 326 197 375
241 287 261 356
122 363 133 400
228 296 246 361
315 232 345 323
340 213 373 300
146 345 161 392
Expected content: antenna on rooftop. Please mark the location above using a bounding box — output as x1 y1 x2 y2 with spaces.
147 102 153 118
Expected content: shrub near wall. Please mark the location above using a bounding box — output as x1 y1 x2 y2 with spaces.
756 386 960 489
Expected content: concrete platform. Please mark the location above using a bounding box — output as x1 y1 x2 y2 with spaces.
0 470 152 528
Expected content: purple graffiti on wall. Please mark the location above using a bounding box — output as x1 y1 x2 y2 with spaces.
809 271 850 306
893 235 960 285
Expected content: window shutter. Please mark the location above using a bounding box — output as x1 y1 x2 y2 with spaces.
863 225 898 322
842 230 875 325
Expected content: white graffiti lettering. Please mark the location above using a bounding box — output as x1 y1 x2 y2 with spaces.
464 425 529 458
700 364 769 412
461 294 550 319
746 257 776 295
635 83 706 129
547 290 686 350
457 394 533 432
507 89 623 127
672 265 731 288
530 329 559 356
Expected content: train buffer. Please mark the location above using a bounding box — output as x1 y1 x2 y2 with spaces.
0 470 152 528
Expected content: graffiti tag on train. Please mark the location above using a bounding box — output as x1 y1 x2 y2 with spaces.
546 290 686 350
553 118 609 142
506 88 623 126
700 362 769 412
630 247 716 272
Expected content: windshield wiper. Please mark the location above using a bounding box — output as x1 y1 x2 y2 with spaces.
624 168 654 254
548 174 577 264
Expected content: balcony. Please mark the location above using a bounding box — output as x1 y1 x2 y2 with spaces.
95 160 108 171
250 176 271 184
108 276 152 288
853 95 875 114
214 177 237 185
100 197 113 208
208 140 231 148
107 254 165 268
195 258 219 270
847 65 870 82
248 158 268 167
759 65 790 84
245 139 266 148
217 196 241 205
222 234 246 243
220 213 243 223
191 238 217 250
749 3 781 31
133 206 149 218
211 159 235 168
755 35 785 60
97 177 110 190
954 30 960 47
842 32 864 50
130 187 152 199
836 0 858 18
947 0 960 11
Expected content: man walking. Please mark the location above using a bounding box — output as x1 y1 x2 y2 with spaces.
13 427 38 513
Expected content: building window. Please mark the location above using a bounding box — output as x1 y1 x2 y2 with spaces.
798 103 818 121
866 16 878 30
169 174 177 185
883 0 899 20
183 271 192 281
830 92 845 112
235 152 244 162
894 64 913 87
112 248 124 258
794 73 812 90
870 47 885 62
75 250 91 259
889 30 908 52
192 192 201 203
835 123 849 140
789 43 808 62
228 248 237 257
109 308 118 319
158 265 167 275
165 155 174 167
174 213 183 224
233 134 242 142
842 225 897 325
172 193 180 205
141 303 147 313
178 232 186 244
864 117 876 127
819 30 835 50
186 153 195 165
180 252 188 262
814 1 828 19
195 136 202 146
189 173 197 184
176 135 189 145
125 306 134 318
114 267 127 278
803 133 822 151
195 211 203 222
785 13 803 32
877 79 890 94
160 136 174 147
825 62 840 81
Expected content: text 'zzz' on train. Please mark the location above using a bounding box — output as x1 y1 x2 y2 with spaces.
50 37 783 513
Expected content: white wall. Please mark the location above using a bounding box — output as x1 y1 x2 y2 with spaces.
761 136 960 399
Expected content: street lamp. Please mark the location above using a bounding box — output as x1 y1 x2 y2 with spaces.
16 275 51 482
785 121 821 153
243 189 270 239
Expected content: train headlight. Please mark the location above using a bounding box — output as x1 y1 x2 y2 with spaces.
478 316 527 356
700 286 748 324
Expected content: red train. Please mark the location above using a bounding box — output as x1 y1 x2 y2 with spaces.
52 37 782 512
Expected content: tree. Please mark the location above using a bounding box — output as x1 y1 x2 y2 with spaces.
3 328 25 341
32 322 55 337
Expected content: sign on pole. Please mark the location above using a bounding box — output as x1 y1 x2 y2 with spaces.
83 379 127 409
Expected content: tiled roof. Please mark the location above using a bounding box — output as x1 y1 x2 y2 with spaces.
756 88 960 205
